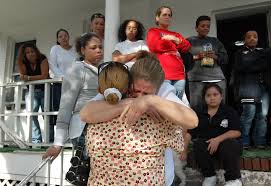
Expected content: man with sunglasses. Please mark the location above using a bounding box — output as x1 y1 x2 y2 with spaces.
89 13 105 40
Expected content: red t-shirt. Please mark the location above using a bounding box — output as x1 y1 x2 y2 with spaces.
147 28 191 80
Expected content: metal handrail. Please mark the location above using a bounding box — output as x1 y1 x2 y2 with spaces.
0 119 29 149
18 156 54 186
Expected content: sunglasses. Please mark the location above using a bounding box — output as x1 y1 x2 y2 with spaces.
91 13 105 21
98 62 129 76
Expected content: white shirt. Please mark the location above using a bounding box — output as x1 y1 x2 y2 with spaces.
49 45 77 78
114 40 149 68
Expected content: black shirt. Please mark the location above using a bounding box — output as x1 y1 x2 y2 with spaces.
188 104 240 140
24 54 46 90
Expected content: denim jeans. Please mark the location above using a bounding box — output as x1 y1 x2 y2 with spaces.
25 89 44 143
241 91 269 146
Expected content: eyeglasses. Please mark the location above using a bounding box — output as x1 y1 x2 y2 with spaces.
98 61 129 76
91 13 105 21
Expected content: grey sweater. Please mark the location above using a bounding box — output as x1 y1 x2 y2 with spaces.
54 61 98 146
187 36 228 81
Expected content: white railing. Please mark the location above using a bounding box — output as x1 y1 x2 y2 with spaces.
0 78 62 145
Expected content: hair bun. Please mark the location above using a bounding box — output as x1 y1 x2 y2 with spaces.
103 88 122 105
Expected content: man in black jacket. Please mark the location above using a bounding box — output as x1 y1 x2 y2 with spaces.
232 30 270 148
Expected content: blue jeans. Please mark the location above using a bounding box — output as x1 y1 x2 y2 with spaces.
25 89 44 143
241 91 269 146
164 80 185 99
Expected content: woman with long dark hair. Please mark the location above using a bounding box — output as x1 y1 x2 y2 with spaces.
17 43 49 143
112 19 148 68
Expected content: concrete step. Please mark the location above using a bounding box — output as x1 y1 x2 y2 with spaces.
173 167 271 186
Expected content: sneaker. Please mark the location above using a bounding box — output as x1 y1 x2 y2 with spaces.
224 179 242 186
202 176 217 186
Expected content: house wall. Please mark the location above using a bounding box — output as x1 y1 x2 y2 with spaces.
1 0 271 78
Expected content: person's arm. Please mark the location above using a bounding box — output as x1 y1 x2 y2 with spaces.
17 46 27 80
80 98 134 124
147 29 178 53
25 59 49 81
214 39 228 65
179 130 192 161
175 34 191 53
54 64 84 146
112 50 138 63
206 130 241 155
206 106 241 154
121 95 198 129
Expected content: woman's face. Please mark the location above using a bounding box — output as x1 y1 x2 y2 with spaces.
130 79 157 98
204 87 223 108
90 18 105 36
156 8 172 28
57 31 70 47
25 47 37 63
125 21 138 41
81 37 103 66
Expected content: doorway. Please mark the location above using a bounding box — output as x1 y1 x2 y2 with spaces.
216 13 271 144
217 13 269 83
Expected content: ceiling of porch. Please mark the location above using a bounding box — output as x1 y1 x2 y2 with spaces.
0 0 105 33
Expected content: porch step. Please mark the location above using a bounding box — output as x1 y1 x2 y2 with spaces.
0 150 73 185
173 168 271 186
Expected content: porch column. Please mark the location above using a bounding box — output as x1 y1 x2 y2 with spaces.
104 0 120 61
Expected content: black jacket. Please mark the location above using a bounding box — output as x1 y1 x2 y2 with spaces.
188 104 240 140
232 46 270 101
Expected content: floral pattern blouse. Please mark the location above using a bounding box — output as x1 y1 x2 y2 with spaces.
85 114 184 186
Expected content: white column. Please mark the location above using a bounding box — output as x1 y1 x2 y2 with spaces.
0 33 8 85
104 0 120 62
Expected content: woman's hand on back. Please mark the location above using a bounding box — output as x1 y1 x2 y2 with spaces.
120 96 151 124
146 106 164 123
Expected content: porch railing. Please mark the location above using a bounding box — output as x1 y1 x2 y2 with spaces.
0 78 62 145
0 78 73 185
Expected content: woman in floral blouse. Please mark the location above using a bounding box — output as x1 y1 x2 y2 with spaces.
81 52 198 185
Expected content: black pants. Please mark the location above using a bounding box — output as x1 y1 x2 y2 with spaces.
49 83 62 142
193 138 242 181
